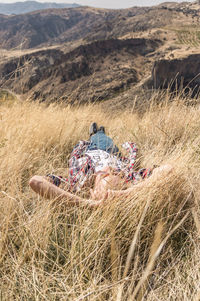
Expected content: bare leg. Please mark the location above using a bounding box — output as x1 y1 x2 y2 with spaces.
107 164 174 198
29 176 103 207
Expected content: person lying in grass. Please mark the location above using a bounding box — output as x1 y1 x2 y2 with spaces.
29 123 172 207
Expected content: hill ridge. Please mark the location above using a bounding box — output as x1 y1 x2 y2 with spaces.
0 0 80 15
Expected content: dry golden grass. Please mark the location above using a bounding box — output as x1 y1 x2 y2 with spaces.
0 95 200 300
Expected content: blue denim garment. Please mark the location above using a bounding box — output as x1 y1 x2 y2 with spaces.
87 131 120 155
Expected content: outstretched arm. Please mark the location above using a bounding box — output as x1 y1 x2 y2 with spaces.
29 176 103 207
107 164 174 199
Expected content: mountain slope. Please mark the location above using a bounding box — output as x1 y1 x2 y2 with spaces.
0 1 200 106
0 1 80 15
0 38 161 103
0 3 199 50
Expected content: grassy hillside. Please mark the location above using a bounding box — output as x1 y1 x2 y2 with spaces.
0 95 200 300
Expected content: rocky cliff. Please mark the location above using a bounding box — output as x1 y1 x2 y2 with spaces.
151 54 200 96
0 38 161 103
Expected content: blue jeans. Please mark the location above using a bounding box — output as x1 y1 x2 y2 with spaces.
87 131 119 155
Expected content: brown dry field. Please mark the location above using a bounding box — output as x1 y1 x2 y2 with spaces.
0 92 200 300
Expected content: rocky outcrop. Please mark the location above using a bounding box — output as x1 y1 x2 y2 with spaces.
151 54 200 95
0 38 161 103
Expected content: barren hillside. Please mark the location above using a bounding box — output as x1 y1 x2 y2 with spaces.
0 1 200 107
